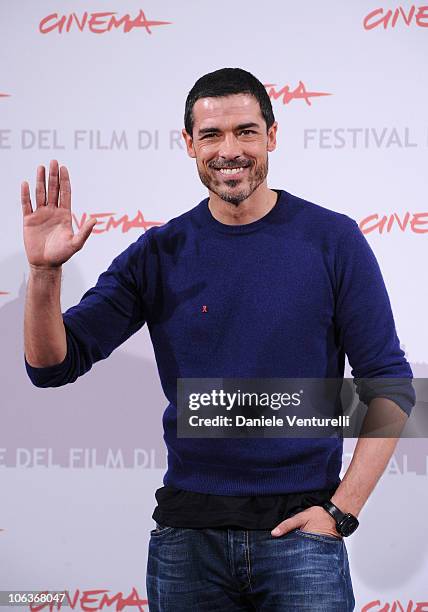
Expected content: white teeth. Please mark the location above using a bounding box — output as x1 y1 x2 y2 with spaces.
219 167 244 174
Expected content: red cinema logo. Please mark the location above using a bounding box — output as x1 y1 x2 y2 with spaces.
39 9 172 35
264 81 331 106
72 211 164 234
29 587 148 611
359 211 428 234
362 599 428 611
363 5 428 29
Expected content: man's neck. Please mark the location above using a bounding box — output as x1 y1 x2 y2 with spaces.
208 186 278 226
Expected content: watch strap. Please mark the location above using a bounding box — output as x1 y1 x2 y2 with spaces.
322 500 346 523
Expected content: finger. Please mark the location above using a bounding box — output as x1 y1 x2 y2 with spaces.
47 159 60 207
71 218 97 252
271 516 301 537
59 166 71 210
21 181 33 216
35 165 46 208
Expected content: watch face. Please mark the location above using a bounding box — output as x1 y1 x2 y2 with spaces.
338 514 359 537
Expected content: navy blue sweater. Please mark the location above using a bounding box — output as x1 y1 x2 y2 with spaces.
25 189 415 495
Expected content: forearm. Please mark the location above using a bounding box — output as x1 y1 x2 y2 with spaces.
24 265 67 367
330 397 408 516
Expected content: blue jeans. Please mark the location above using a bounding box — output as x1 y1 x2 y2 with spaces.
146 522 355 611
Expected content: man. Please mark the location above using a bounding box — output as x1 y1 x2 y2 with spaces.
22 68 414 611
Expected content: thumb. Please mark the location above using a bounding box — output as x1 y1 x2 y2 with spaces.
271 514 304 537
72 218 97 252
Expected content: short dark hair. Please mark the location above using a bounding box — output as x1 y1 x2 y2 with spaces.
184 67 275 137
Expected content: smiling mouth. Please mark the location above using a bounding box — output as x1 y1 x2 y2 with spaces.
215 166 249 177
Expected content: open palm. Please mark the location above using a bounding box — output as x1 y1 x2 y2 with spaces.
21 160 97 268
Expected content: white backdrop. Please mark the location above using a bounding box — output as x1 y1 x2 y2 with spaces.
1 1 427 610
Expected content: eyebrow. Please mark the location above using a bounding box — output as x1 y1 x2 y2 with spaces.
198 122 261 136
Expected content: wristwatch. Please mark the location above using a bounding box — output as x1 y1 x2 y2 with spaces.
321 501 359 537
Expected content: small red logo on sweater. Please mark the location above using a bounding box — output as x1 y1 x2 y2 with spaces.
202 305 208 313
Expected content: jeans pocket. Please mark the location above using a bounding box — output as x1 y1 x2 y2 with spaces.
294 528 343 543
150 522 176 537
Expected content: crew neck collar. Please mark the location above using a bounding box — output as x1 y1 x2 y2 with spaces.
198 189 286 235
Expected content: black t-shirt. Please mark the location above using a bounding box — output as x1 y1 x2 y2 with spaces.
152 483 340 530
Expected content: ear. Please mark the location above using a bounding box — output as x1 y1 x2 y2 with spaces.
182 128 196 158
267 121 278 153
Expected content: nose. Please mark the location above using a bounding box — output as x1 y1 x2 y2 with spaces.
217 133 243 159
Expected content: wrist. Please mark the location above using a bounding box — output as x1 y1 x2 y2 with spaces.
330 495 361 518
29 263 62 276
322 500 360 537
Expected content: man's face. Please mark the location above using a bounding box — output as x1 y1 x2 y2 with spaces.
182 94 277 206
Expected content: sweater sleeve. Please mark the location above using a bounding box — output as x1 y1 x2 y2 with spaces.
25 232 150 388
334 220 415 416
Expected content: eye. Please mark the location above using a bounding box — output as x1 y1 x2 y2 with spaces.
239 130 256 135
201 133 218 139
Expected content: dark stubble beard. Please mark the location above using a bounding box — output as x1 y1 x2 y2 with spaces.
196 154 269 206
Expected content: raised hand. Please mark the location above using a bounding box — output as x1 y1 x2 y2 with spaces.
21 160 97 268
